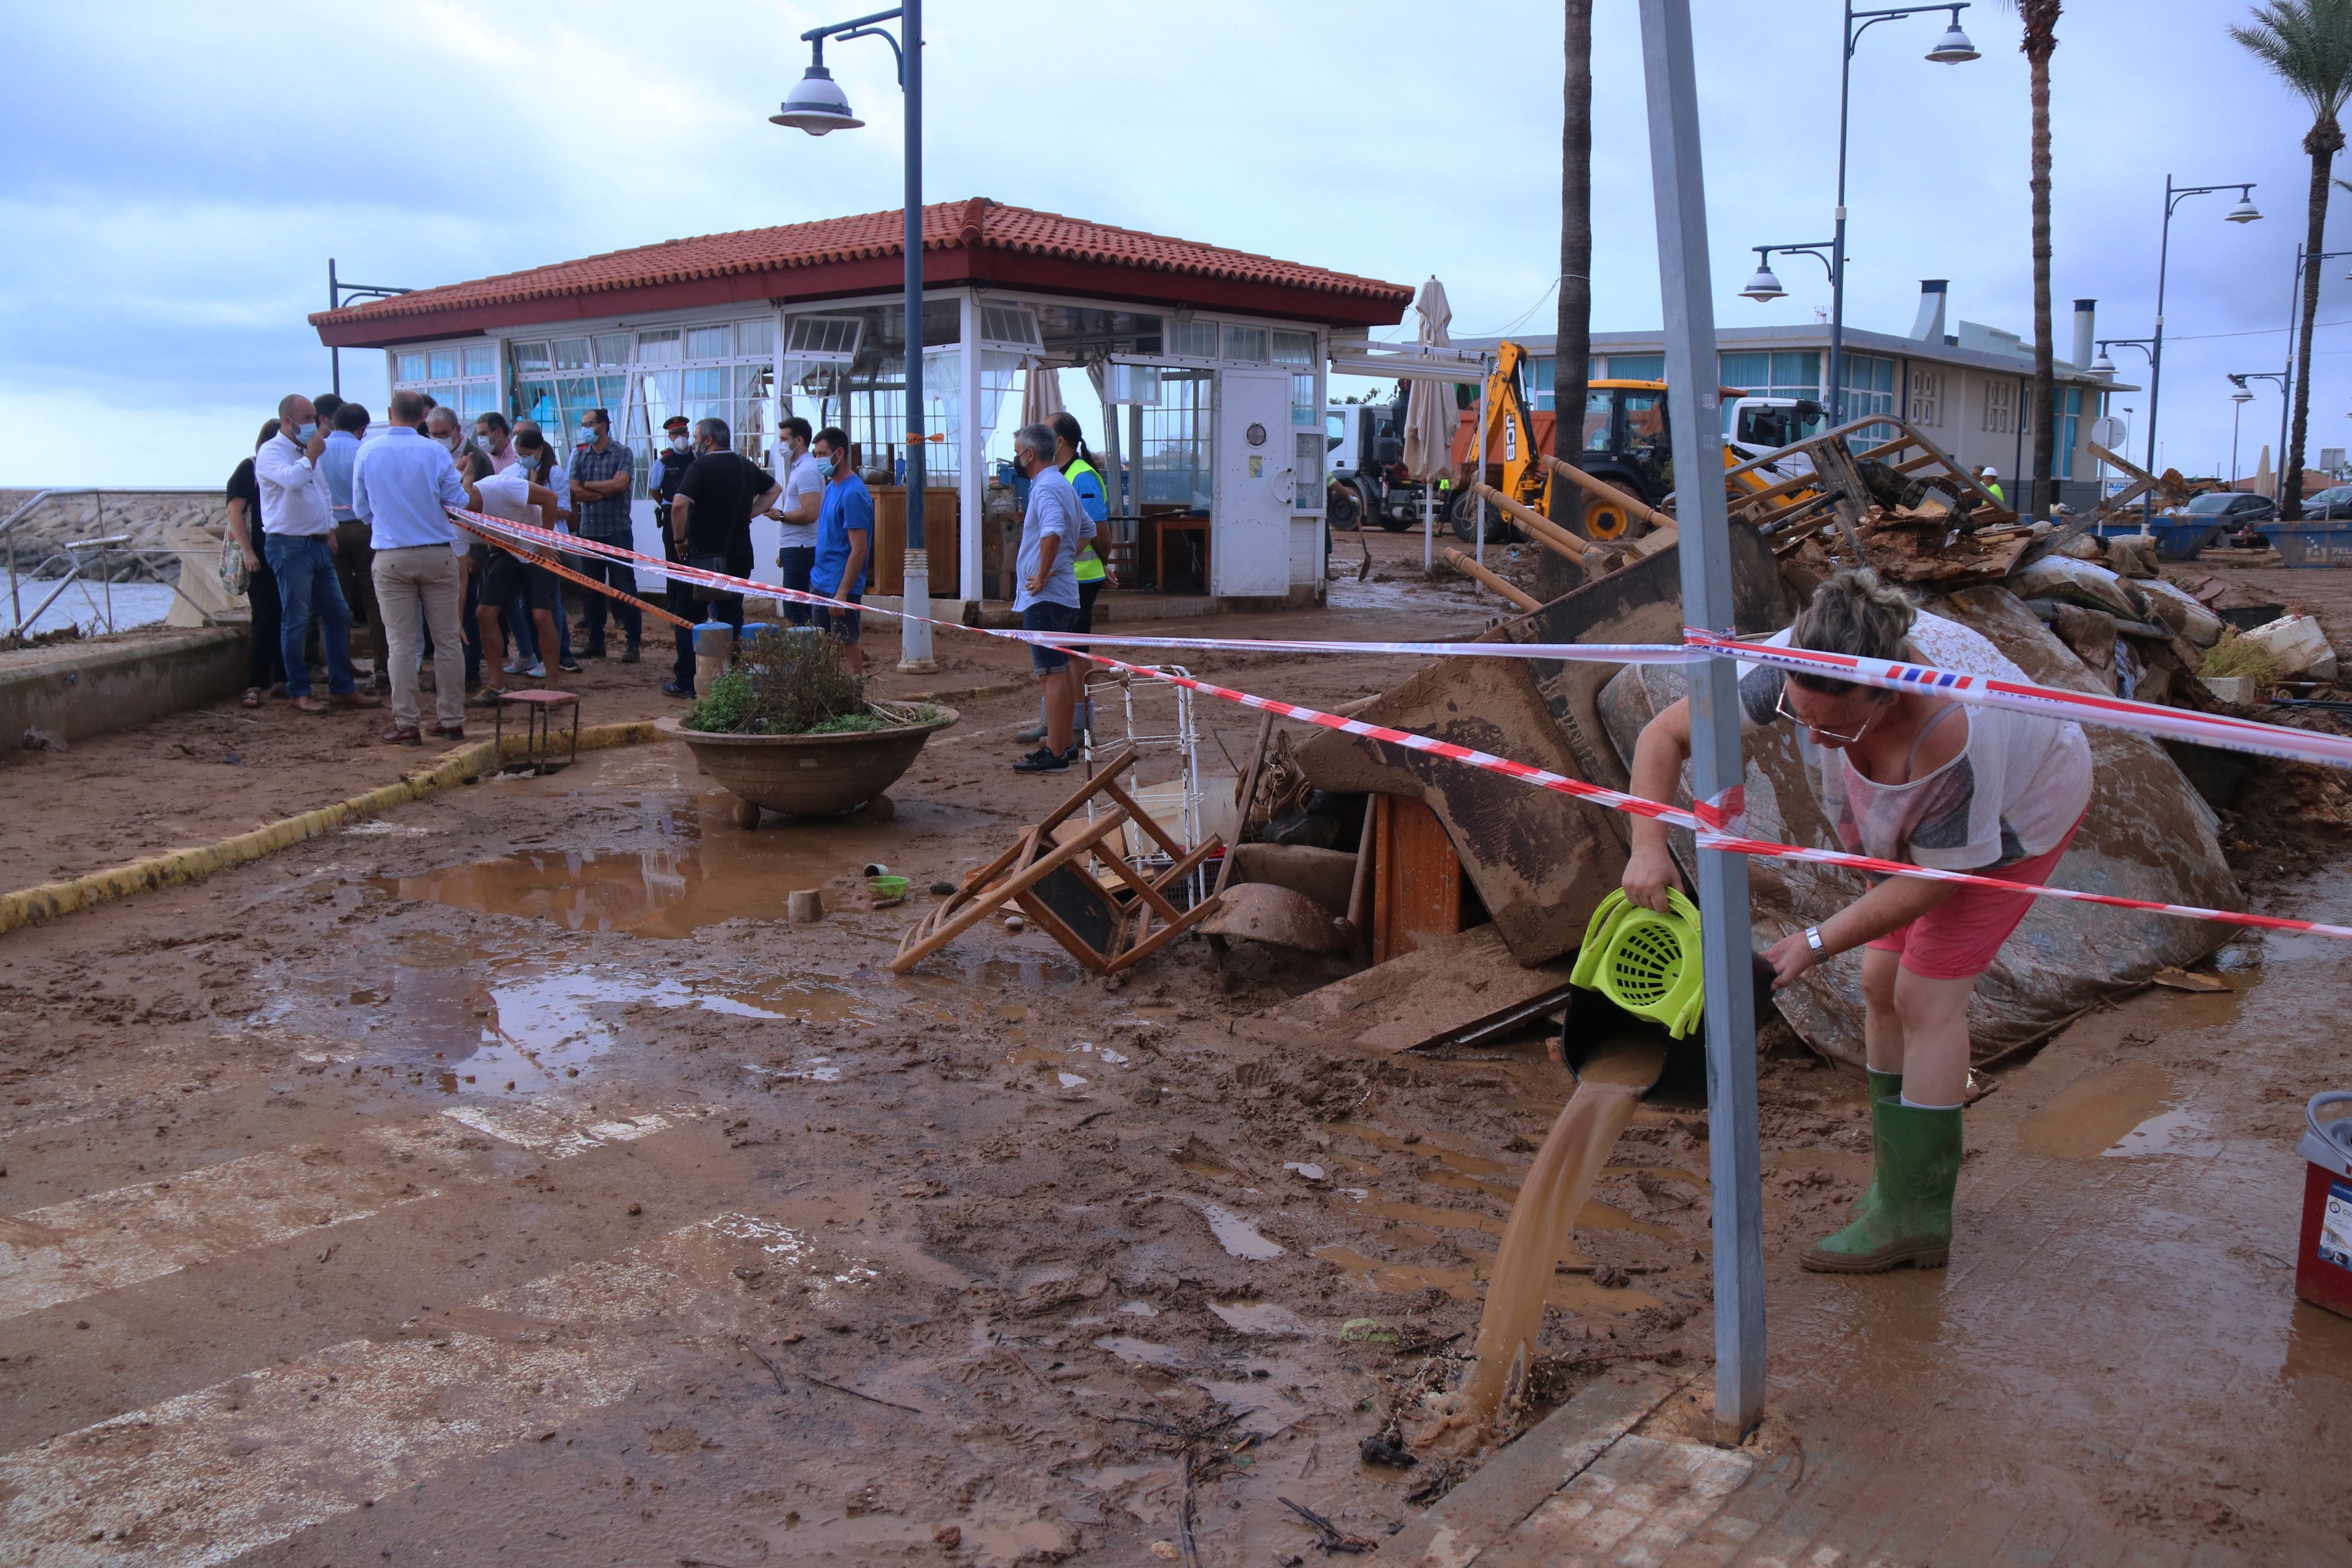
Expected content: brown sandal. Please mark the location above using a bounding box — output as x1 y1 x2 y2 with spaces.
241 687 263 709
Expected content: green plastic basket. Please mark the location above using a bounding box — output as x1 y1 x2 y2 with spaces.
867 874 911 901
1569 889 1707 1039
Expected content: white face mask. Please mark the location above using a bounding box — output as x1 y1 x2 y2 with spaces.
669 435 691 453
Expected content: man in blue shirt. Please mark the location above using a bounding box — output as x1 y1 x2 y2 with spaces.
567 407 640 662
1009 421 1085 772
809 426 874 675
352 389 479 744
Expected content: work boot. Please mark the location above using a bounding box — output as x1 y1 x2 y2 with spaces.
586 636 608 660
1844 1068 1903 1222
1800 1096 1961 1274
622 639 641 665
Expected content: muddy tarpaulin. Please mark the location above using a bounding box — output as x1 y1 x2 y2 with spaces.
1594 583 2240 1070
1291 536 1790 967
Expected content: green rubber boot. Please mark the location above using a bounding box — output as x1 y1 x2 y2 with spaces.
1843 1068 1903 1222
1802 1095 1960 1274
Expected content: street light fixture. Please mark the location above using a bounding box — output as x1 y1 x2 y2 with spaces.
770 4 938 673
2139 177 2261 526
1752 5 1978 431
1740 242 1834 306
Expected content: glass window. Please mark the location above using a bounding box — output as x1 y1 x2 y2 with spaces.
1583 389 1614 454
1139 369 1215 508
686 325 731 360
395 351 428 383
1292 373 1317 427
1294 429 1324 513
637 329 681 362
1169 320 1217 359
428 349 459 380
552 339 590 372
462 345 496 378
1222 324 1268 362
736 318 774 358
1607 353 1664 382
511 340 552 374
592 335 630 369
461 385 496 420
1841 353 1897 445
514 380 558 428
2052 385 2082 479
1272 330 1315 366
1719 352 1768 391
1531 356 1553 411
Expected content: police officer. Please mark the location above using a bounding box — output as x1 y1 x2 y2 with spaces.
652 416 699 696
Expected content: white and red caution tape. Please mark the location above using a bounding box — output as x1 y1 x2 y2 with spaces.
447 507 2350 941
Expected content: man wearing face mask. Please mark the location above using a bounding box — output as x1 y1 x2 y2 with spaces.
473 411 518 472
253 394 380 712
667 417 780 696
426 406 468 460
652 415 699 696
567 407 639 662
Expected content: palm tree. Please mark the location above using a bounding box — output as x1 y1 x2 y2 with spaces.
2001 2 2062 519
2232 0 2352 521
1542 0 1594 599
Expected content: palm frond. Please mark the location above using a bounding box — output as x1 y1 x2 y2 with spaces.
2231 0 2352 121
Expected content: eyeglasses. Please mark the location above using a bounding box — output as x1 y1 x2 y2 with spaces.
1776 682 1876 745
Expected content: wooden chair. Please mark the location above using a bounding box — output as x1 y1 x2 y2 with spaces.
890 747 1224 976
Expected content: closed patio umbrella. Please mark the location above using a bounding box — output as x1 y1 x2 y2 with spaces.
1401 277 1455 572
1021 357 1064 429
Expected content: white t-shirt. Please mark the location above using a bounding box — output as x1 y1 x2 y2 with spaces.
1736 611 2094 871
777 450 826 548
474 469 543 532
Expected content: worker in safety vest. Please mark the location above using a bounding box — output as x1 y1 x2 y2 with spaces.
1017 412 1115 743
1975 465 2005 506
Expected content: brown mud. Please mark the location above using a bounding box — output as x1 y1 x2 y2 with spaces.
0 545 2346 1562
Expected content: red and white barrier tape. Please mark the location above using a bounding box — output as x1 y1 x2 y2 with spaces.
447 507 2344 941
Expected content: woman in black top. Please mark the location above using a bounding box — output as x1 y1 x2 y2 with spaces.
225 418 285 705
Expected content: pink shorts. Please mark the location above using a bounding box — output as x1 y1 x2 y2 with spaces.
1865 815 2086 981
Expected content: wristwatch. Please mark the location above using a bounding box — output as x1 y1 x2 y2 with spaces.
1803 925 1827 957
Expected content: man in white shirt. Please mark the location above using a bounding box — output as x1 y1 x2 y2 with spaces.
254 393 380 712
353 388 480 745
471 432 569 693
772 416 826 627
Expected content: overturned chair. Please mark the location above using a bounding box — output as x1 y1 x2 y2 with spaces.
890 747 1226 976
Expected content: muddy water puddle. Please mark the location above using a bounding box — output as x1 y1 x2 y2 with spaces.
2017 1061 2201 1160
373 793 955 939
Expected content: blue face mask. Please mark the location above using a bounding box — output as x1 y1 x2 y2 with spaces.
295 422 318 442
576 426 596 447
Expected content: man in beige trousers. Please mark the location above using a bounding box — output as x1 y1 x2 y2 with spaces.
351 389 481 744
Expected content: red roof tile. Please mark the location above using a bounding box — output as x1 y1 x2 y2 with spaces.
310 199 1411 340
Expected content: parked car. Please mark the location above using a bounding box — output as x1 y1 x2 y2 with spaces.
2304 484 2352 520
2169 491 2276 525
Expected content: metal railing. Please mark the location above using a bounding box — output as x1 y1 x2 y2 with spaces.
2 488 227 640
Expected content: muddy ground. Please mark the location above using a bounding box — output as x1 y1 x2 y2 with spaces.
2 535 2348 1565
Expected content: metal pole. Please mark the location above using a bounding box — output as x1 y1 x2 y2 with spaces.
1638 0 1766 1445
896 0 936 671
329 258 342 398
2143 178 2174 526
1828 4 1854 427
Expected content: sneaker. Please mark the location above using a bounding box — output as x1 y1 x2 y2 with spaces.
1012 745 1071 774
621 641 641 665
502 655 522 674
558 656 582 673
526 660 548 679
661 680 693 698
1014 720 1048 743
585 640 608 661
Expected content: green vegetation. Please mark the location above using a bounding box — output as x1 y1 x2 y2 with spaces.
677 629 944 736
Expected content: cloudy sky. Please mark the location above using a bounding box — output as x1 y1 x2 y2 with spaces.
1 0 2337 489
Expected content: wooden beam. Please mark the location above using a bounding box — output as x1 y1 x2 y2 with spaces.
1442 548 1543 612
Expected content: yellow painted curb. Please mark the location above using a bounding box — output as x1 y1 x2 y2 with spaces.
0 718 663 938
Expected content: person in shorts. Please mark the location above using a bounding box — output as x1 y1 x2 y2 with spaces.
1623 569 2093 1277
772 417 826 628
470 429 568 694
1008 421 1085 773
808 426 872 672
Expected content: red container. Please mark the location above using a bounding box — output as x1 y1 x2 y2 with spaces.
2294 1091 2352 1320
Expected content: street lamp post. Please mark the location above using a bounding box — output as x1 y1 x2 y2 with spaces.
2142 176 2262 525
325 259 410 398
2091 338 2153 499
771 2 937 672
2229 371 2287 496
1813 4 1978 425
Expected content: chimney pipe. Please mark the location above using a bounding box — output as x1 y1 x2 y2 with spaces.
1910 280 1948 342
2071 298 2097 370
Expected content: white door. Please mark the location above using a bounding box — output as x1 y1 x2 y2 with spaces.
1213 368 1295 598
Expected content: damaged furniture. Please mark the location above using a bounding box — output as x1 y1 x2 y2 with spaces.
890 747 1224 976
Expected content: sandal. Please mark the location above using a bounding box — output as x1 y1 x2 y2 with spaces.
241 687 263 709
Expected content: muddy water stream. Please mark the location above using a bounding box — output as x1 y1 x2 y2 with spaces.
1443 1036 1662 1431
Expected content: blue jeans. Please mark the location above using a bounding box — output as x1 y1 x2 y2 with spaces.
264 532 354 698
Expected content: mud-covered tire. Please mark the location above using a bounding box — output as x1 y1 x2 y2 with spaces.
1449 490 1511 544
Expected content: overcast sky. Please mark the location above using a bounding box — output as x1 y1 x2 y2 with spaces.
1 0 2337 489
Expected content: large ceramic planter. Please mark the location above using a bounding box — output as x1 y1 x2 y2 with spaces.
654 707 956 819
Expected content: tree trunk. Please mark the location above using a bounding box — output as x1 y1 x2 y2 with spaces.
2024 9 2058 519
2288 121 2340 522
1539 0 1594 601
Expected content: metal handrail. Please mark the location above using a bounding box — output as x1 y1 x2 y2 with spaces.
3 488 230 640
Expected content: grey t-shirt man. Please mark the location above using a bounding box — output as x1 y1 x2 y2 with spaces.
1015 464 1085 612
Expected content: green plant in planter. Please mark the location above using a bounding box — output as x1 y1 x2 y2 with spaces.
682 628 872 734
